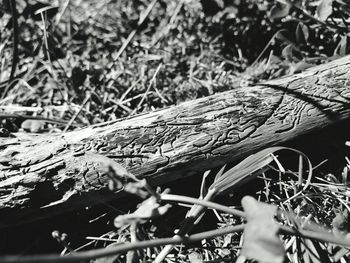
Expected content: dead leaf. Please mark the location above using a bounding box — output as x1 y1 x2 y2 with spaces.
332 209 349 235
317 0 333 21
114 196 172 227
240 196 285 263
123 179 150 199
188 251 203 263
21 120 45 133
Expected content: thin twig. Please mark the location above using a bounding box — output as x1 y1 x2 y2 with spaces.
2 217 350 263
131 63 162 115
0 225 246 263
54 0 71 27
63 93 90 132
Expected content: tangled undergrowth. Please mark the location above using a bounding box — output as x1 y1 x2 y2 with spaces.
2 146 350 262
1 0 350 262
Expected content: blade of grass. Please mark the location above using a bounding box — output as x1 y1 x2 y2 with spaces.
2 0 18 99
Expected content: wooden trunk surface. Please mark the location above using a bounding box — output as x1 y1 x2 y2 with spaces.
1 55 350 226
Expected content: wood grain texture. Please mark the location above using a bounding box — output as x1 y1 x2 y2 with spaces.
1 55 350 225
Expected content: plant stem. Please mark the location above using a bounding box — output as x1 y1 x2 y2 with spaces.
160 193 245 218
2 208 350 262
0 224 246 263
155 189 221 262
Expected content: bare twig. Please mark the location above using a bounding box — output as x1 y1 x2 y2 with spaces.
63 93 90 132
131 63 162 115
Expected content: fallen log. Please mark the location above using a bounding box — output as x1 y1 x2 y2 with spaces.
1 55 350 226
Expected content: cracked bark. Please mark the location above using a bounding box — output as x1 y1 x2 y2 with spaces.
2 55 350 226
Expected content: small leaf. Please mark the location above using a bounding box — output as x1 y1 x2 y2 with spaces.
281 44 295 62
21 120 45 133
296 22 309 43
317 0 333 21
257 1 269 11
268 2 291 20
240 196 285 263
114 196 171 227
334 35 347 56
332 209 349 235
289 60 314 74
188 251 203 263
123 179 150 199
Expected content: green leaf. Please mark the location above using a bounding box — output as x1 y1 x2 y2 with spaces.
240 196 285 263
317 0 333 21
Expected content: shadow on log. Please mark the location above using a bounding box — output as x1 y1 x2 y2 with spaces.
1 55 350 226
